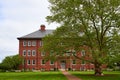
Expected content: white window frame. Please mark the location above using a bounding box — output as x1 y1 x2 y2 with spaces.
27 50 31 56
28 41 31 46
23 41 27 46
32 60 36 65
32 41 36 46
41 51 45 56
23 50 26 56
27 60 31 65
40 41 43 46
81 50 85 56
32 50 36 56
66 52 71 56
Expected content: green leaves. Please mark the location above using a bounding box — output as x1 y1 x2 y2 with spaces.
45 0 120 69
0 55 23 70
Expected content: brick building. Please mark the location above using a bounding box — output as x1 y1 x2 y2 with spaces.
17 25 94 71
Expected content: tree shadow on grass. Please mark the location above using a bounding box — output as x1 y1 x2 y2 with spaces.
73 73 120 80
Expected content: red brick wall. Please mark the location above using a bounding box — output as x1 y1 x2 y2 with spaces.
19 39 96 71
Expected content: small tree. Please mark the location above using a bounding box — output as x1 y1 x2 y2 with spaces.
42 0 120 75
0 55 23 71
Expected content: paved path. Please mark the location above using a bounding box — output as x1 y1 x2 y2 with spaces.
61 71 82 80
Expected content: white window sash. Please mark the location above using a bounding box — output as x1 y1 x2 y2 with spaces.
23 41 27 46
32 41 36 46
28 41 31 46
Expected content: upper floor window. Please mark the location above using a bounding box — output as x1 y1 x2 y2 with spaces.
23 41 27 46
41 51 45 56
32 50 36 56
23 50 26 56
41 60 46 65
32 41 36 46
32 60 36 65
50 50 54 56
81 50 85 56
72 60 76 65
28 41 31 46
28 50 31 56
81 60 85 64
27 60 31 65
50 60 54 65
66 52 71 56
40 41 43 46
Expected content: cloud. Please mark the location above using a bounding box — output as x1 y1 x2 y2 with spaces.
0 0 59 62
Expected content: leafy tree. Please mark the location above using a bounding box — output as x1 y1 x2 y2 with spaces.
0 55 23 71
42 0 120 75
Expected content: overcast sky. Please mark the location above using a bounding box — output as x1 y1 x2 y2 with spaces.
0 0 58 62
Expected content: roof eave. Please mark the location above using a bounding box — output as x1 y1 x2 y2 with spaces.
17 37 43 40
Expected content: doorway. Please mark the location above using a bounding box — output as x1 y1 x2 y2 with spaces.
60 60 66 70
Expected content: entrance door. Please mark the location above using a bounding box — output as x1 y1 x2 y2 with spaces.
61 60 66 70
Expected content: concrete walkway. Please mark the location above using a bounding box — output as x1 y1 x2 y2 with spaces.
61 71 82 80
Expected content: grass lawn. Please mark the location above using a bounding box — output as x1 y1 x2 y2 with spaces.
0 71 67 80
70 71 120 80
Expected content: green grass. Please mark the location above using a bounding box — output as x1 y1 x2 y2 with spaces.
70 71 120 80
0 71 67 80
1 71 120 80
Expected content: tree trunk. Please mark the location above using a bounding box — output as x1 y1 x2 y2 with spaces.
94 62 103 76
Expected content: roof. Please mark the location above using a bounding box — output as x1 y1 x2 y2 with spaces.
17 30 54 40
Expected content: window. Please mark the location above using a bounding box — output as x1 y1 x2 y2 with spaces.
81 60 85 64
50 60 54 65
23 41 27 46
23 50 26 56
50 51 53 56
32 41 36 46
32 50 36 56
28 50 31 56
66 52 70 56
28 41 31 46
41 51 45 56
41 60 46 65
81 50 85 56
32 60 36 65
27 60 30 65
72 60 76 65
40 41 43 46
22 60 26 65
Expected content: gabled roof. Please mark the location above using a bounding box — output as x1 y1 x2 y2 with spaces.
17 30 54 40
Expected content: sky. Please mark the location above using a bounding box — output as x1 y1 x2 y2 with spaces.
0 0 58 63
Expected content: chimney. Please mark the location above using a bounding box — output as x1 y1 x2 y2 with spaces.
40 24 45 31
